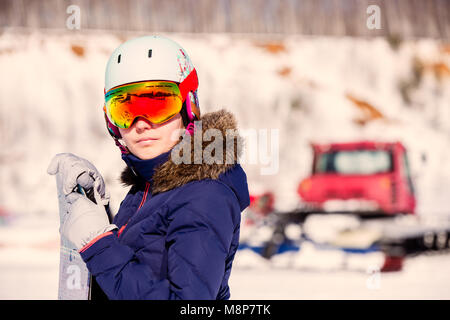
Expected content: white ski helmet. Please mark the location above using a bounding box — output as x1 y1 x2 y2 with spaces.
103 35 200 150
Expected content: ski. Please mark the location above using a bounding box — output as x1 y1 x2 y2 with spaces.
55 175 92 300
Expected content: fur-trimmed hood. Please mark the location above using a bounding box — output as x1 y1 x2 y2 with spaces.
120 109 245 196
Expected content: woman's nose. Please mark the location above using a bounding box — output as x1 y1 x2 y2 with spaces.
133 117 156 132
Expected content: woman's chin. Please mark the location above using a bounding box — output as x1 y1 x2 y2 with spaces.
133 146 163 160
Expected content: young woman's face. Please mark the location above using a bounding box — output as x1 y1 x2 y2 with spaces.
118 114 183 160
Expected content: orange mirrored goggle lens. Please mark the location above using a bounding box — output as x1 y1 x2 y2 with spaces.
105 81 183 128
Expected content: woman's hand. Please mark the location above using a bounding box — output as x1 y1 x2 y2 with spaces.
47 153 109 205
62 188 117 251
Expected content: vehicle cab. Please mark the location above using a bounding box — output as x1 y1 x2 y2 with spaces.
297 141 416 215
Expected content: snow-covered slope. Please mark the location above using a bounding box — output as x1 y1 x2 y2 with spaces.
1 29 450 300
0 30 449 218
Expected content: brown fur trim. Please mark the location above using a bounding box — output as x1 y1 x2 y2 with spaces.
120 166 142 187
119 109 244 194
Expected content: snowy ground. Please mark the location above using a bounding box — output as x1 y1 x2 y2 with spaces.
231 249 450 300
1 214 450 300
0 215 60 299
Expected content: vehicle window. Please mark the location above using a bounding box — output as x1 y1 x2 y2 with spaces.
315 150 393 175
402 153 415 194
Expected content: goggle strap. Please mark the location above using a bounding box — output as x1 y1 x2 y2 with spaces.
185 122 196 136
103 109 129 154
114 137 130 154
179 69 198 102
185 91 194 122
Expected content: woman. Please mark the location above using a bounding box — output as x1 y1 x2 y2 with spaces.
48 36 250 300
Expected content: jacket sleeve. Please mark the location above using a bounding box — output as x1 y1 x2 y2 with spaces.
80 181 239 300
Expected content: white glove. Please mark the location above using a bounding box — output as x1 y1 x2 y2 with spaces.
47 153 109 205
62 186 117 251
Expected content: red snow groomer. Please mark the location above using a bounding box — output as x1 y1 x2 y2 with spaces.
297 141 416 216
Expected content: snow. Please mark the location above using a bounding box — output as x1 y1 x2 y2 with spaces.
0 30 449 299
1 215 450 300
0 215 59 299
230 252 450 299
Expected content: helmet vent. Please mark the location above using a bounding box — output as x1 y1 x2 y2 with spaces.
148 49 152 58
117 54 121 63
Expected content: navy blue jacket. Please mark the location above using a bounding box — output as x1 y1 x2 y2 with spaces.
80 110 250 300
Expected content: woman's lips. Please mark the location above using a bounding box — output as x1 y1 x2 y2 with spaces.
136 137 158 144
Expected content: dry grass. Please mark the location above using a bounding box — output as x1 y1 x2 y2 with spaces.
254 41 286 54
346 93 385 126
277 66 292 77
71 44 85 57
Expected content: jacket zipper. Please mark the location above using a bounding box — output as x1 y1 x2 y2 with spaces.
137 182 151 210
118 181 151 237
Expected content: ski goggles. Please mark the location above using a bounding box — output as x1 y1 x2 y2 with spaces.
104 69 199 129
